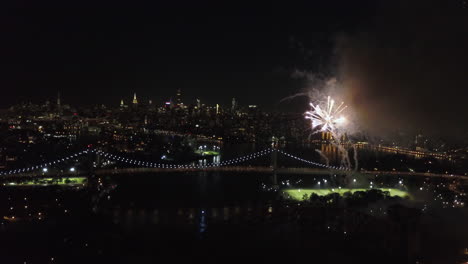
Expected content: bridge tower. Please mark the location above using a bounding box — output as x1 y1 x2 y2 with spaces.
84 149 96 174
85 148 103 191
271 146 279 188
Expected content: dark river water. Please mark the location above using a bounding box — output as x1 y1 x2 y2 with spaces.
1 143 467 264
96 142 459 209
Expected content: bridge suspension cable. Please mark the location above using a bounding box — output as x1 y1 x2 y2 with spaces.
0 148 345 176
0 150 91 176
96 148 274 169
277 150 350 171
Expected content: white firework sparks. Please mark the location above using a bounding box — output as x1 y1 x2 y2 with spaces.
305 96 347 134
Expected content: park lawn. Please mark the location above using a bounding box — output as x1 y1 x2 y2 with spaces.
195 150 220 156
283 188 411 201
6 177 87 186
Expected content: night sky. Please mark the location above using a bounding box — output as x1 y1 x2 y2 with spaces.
0 1 371 107
1 0 468 138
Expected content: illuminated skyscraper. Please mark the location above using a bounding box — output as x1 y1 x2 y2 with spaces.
133 93 138 104
57 91 61 108
176 89 182 107
231 98 237 112
56 91 62 116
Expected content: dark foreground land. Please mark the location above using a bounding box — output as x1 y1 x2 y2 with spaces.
1 195 465 263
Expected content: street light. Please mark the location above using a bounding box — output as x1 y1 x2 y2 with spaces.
42 168 48 173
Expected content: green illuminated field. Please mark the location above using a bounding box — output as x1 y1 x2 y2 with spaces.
283 188 411 201
5 177 87 187
195 150 220 156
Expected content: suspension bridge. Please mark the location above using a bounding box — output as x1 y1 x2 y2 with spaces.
0 148 466 182
0 148 344 185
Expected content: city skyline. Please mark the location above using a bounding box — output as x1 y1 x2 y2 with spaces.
7 89 271 111
2 1 468 139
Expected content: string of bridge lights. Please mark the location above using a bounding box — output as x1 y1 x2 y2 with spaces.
277 149 350 171
0 150 91 176
0 148 343 176
96 148 274 169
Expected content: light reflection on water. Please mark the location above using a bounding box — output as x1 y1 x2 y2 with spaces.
111 204 275 230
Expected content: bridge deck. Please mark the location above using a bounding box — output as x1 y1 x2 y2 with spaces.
2 166 467 181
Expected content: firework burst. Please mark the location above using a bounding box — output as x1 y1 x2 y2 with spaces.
305 96 347 134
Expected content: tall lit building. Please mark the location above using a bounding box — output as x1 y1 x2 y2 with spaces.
132 93 138 105
231 98 237 112
56 91 62 115
57 91 61 108
176 89 182 107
